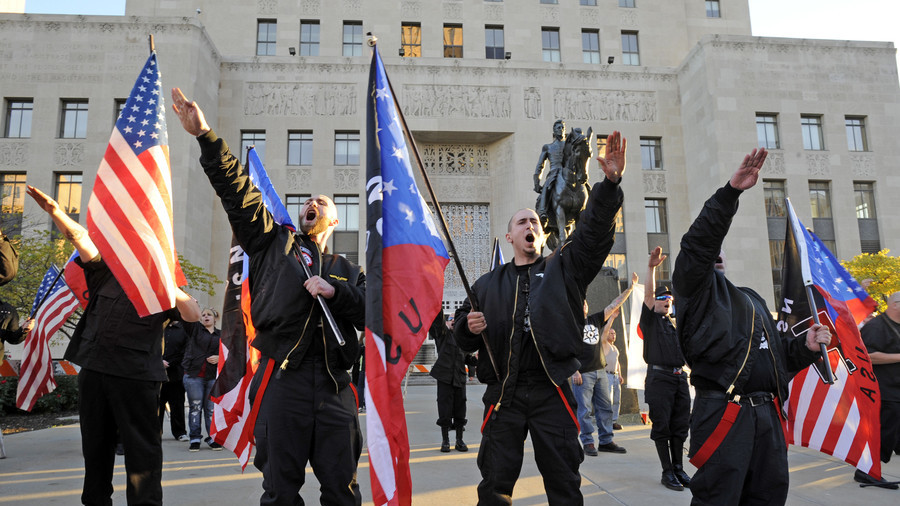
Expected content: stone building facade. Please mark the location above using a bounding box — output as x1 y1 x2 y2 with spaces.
1 0 898 318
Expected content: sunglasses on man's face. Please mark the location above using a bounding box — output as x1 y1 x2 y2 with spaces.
655 295 673 301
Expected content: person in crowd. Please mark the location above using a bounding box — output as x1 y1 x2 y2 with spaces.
159 320 189 442
640 248 691 491
855 291 900 489
455 131 626 505
429 312 470 453
26 185 200 505
671 148 832 505
171 88 366 506
603 327 623 431
182 308 222 451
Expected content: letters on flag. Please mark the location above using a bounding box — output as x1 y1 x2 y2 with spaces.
86 52 185 318
778 199 881 478
365 47 450 506
16 264 79 411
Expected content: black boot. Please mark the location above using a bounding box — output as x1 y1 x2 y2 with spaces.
655 439 684 491
670 438 691 488
440 427 451 453
455 427 468 452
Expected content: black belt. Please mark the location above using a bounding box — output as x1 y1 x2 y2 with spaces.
650 365 685 375
697 389 774 407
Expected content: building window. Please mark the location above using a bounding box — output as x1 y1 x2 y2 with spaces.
619 0 635 8
240 131 266 165
640 137 662 170
801 115 824 151
580 0 598 5
284 194 311 224
401 23 421 57
443 24 463 58
60 100 89 139
542 28 561 62
706 0 721 18
644 199 667 234
763 180 786 218
334 131 360 166
582 30 600 64
540 0 558 3
614 208 624 234
333 195 360 263
809 181 832 219
0 173 26 235
485 25 505 59
4 99 32 138
114 99 128 124
621 31 640 66
596 135 608 159
257 19 277 56
604 253 626 277
55 173 83 222
854 182 877 219
845 116 868 152
343 22 363 57
769 239 784 302
300 20 320 56
288 131 313 166
756 113 779 149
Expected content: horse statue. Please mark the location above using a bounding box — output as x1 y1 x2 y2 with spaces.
534 125 593 251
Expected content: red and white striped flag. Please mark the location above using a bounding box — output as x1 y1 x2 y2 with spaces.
16 264 80 411
86 52 184 318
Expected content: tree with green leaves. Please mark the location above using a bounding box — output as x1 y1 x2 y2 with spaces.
842 249 900 314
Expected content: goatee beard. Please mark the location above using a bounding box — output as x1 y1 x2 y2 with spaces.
303 216 330 237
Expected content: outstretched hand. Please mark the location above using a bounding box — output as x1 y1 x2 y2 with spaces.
729 148 768 191
26 186 60 215
597 130 626 183
171 87 211 137
631 271 639 286
649 246 666 268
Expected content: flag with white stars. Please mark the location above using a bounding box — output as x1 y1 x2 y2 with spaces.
364 46 449 506
86 51 185 317
16 262 80 411
778 198 881 479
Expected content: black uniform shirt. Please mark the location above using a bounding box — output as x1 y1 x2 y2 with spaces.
862 313 900 402
639 303 685 368
578 312 607 373
516 263 542 373
739 299 778 394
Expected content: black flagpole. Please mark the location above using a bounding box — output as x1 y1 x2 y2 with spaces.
370 35 501 382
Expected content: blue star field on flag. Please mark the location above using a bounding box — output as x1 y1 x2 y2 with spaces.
116 53 167 154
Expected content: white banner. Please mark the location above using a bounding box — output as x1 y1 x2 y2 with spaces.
625 284 646 389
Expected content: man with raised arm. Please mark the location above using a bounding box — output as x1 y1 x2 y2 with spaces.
671 148 832 505
455 131 626 506
171 88 366 506
26 186 201 506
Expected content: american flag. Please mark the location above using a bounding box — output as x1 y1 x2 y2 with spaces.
779 199 881 478
86 52 184 318
16 264 80 411
365 46 449 506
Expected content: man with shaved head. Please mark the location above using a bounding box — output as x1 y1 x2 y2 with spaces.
856 291 900 489
172 88 366 505
456 131 627 506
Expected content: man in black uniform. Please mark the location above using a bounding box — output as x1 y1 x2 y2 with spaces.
429 313 470 453
671 148 832 506
172 88 366 506
855 291 900 489
456 131 627 506
640 247 691 491
27 186 201 505
159 320 189 441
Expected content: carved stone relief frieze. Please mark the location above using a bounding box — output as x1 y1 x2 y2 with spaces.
443 1 462 19
244 83 356 116
484 4 503 21
334 168 359 192
620 10 637 27
401 1 421 17
402 85 510 119
642 172 666 194
805 153 831 176
524 87 542 119
54 143 85 167
300 0 320 16
421 144 490 176
342 0 361 15
581 7 600 24
257 0 278 14
553 89 656 122
0 142 27 166
541 6 560 23
850 154 875 177
286 168 311 191
762 152 785 175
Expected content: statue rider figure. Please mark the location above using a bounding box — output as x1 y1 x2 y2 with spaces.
534 119 567 228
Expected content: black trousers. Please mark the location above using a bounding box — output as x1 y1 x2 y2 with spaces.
881 399 900 463
688 396 789 506
252 359 362 506
477 376 584 506
436 380 467 429
78 369 163 506
644 368 690 441
157 378 186 439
